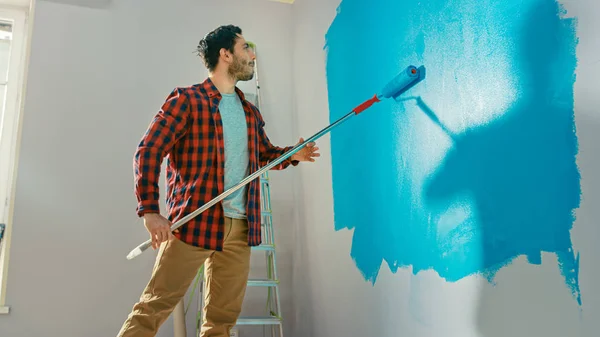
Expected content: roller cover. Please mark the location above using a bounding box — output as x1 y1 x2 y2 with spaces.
380 65 419 98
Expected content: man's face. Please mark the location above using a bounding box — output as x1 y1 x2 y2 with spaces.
227 34 256 81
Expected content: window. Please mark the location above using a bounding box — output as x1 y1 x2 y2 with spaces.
0 4 31 313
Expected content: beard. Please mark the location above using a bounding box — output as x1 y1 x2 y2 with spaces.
228 55 254 81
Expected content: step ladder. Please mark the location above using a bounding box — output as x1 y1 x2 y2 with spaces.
188 41 284 337
231 170 284 334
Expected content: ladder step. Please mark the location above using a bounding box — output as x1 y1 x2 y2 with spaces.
247 279 278 287
261 210 272 216
236 316 282 325
252 244 275 251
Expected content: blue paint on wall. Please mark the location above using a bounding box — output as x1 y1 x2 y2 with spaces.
324 0 581 304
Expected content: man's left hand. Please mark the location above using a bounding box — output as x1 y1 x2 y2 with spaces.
291 137 320 162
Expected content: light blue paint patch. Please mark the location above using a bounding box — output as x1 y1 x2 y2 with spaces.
324 0 581 305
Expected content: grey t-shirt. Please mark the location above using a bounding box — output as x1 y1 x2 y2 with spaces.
218 92 250 219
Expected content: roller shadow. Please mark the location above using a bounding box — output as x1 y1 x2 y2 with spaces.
418 1 583 334
398 95 458 142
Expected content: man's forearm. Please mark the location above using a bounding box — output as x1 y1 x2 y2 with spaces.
260 144 298 169
133 146 163 217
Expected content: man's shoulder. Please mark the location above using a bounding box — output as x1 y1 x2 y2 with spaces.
243 98 259 111
168 77 217 99
172 83 211 99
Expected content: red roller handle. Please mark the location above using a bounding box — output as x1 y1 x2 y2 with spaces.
352 94 381 114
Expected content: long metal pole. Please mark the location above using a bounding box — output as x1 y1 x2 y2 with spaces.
127 63 424 260
127 109 357 260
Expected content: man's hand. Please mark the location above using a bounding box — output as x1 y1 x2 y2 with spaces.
291 138 321 163
143 213 174 249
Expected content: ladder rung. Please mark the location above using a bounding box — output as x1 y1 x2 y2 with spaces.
261 210 272 216
236 316 282 325
247 279 278 287
252 244 275 251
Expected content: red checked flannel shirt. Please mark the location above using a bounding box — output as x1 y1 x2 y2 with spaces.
133 78 297 250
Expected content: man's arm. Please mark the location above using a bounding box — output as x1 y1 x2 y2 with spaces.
133 88 190 217
254 107 298 170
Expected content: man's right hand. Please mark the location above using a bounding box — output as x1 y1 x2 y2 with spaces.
143 213 174 249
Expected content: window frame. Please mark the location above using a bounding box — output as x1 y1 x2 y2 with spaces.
0 2 33 313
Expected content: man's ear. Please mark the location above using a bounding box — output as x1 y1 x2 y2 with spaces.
219 48 232 63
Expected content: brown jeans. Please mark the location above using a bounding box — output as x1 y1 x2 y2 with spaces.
117 217 251 337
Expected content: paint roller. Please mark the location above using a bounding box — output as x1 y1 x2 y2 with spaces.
126 64 426 260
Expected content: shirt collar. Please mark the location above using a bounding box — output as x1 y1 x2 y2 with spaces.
202 77 247 102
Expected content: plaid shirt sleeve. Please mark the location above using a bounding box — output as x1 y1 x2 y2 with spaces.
254 107 299 170
133 88 190 217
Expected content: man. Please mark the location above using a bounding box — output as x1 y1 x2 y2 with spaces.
117 25 319 337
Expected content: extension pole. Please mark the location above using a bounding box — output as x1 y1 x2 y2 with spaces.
126 65 425 261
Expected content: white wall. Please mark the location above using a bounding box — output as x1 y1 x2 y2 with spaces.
290 0 600 337
3 0 599 336
0 0 298 336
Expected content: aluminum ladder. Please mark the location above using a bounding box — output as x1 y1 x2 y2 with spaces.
234 170 284 335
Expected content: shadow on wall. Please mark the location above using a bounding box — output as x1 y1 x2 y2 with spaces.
421 1 583 334
423 0 580 303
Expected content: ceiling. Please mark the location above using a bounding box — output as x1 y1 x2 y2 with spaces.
40 0 110 8
37 0 294 7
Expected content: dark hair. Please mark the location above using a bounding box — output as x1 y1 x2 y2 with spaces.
197 25 242 71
